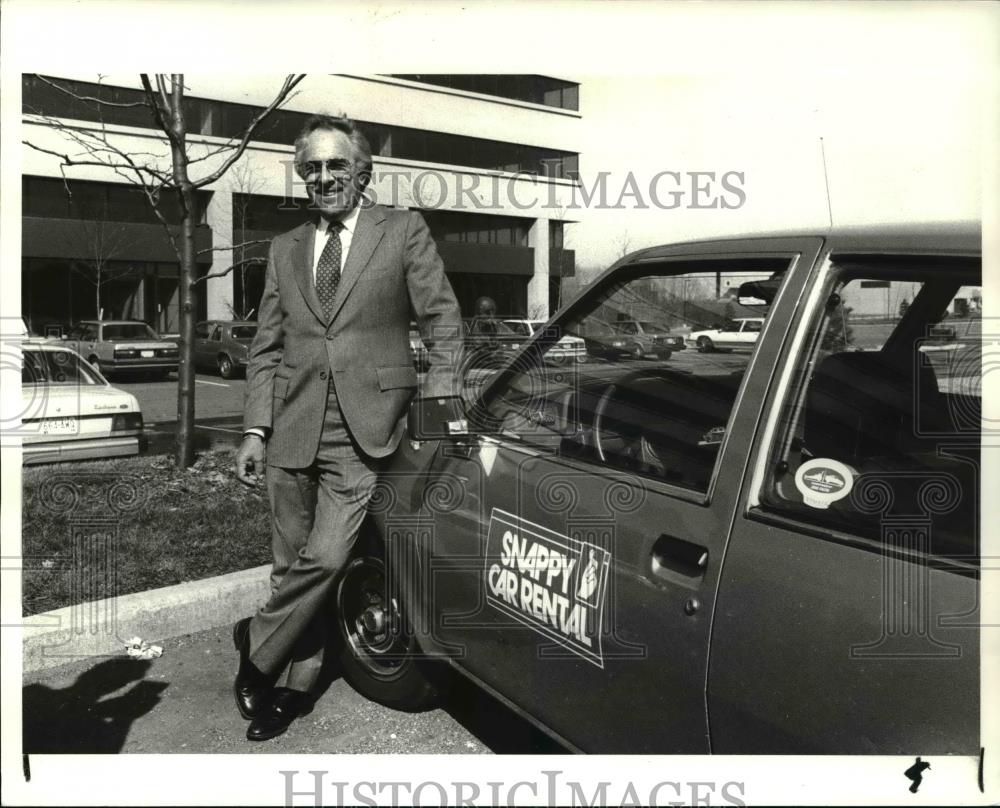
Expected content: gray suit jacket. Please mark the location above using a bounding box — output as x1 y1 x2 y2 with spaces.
244 204 463 466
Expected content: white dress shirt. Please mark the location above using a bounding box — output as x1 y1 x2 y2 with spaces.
312 203 361 280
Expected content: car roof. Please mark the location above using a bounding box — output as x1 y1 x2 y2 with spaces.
200 320 256 325
79 319 150 325
23 339 83 354
623 221 981 263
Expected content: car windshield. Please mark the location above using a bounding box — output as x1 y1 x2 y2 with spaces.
22 348 104 386
231 325 257 340
639 321 669 333
101 323 158 340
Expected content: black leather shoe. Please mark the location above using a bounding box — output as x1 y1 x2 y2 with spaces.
246 687 309 741
233 617 272 720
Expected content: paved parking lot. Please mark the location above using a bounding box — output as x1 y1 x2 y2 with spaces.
22 624 563 755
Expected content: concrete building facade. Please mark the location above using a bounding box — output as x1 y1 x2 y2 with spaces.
21 73 581 334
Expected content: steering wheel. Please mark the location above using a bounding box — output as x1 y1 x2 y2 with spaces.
592 369 676 471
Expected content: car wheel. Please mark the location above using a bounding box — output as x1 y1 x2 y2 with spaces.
336 554 439 711
658 348 673 360
630 343 645 360
218 354 235 379
697 336 714 353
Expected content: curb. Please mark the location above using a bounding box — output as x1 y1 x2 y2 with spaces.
22 564 271 673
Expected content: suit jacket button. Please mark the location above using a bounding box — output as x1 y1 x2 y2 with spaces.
319 371 328 380
326 334 334 340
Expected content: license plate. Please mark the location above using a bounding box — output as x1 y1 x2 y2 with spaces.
141 350 154 358
41 417 78 435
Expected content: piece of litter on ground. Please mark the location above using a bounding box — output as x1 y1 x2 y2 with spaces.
125 637 163 659
465 741 476 749
390 733 396 739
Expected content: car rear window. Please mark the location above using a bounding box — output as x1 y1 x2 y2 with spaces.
22 349 103 386
231 325 258 340
102 323 157 340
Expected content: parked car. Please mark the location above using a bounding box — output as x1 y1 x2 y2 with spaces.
686 316 764 352
338 223 981 755
62 319 178 379
193 320 257 379
580 317 681 361
613 319 686 358
502 318 587 364
21 341 144 464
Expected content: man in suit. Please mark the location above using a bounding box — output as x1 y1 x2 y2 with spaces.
234 114 462 741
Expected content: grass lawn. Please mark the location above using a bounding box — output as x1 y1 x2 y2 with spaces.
22 449 272 616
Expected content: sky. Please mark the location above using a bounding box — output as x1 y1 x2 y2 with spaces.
567 69 985 271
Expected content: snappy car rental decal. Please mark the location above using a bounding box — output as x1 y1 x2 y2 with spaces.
485 508 611 668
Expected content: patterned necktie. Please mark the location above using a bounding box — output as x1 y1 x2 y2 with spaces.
315 220 344 320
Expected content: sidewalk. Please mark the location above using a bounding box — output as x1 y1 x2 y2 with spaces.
21 624 564 754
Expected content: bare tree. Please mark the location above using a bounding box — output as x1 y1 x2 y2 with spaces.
613 228 632 260
62 198 138 318
24 73 305 467
227 161 269 319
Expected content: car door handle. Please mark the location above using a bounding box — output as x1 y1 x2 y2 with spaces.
650 534 709 583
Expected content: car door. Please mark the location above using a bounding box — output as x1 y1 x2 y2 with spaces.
420 240 822 752
193 322 211 367
708 249 981 753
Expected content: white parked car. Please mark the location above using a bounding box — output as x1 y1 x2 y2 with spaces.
502 318 587 363
686 317 764 352
20 341 145 464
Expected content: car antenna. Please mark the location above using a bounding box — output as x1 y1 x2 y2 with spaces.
819 136 834 229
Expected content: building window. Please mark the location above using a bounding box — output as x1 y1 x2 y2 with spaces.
390 75 580 112
22 176 210 226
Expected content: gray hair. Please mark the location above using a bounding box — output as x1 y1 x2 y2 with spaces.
293 114 373 186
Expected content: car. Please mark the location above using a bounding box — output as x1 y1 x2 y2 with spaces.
686 316 764 352
336 222 981 755
502 318 587 364
612 319 686 358
193 320 257 379
20 340 145 464
62 319 179 379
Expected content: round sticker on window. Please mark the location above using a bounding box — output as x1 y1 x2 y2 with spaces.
794 458 855 509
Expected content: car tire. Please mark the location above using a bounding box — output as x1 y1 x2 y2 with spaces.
336 553 440 711
658 348 673 360
697 336 714 353
218 354 235 379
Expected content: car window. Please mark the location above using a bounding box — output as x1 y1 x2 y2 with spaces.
22 349 103 386
743 320 763 333
210 325 222 341
231 325 257 340
102 323 157 340
478 258 787 492
195 323 211 339
757 257 981 564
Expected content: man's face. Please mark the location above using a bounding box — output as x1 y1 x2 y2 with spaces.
296 129 363 220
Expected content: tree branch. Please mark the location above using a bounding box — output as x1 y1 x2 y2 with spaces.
196 239 272 256
191 74 305 188
191 256 267 285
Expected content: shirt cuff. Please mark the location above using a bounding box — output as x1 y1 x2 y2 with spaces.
244 427 268 440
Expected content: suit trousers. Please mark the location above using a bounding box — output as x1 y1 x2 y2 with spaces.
248 379 383 692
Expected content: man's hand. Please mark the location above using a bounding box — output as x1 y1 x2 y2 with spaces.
236 434 266 485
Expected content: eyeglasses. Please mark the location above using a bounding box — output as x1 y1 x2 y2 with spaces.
296 159 354 180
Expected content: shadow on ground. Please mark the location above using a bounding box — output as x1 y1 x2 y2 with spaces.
23 658 169 753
